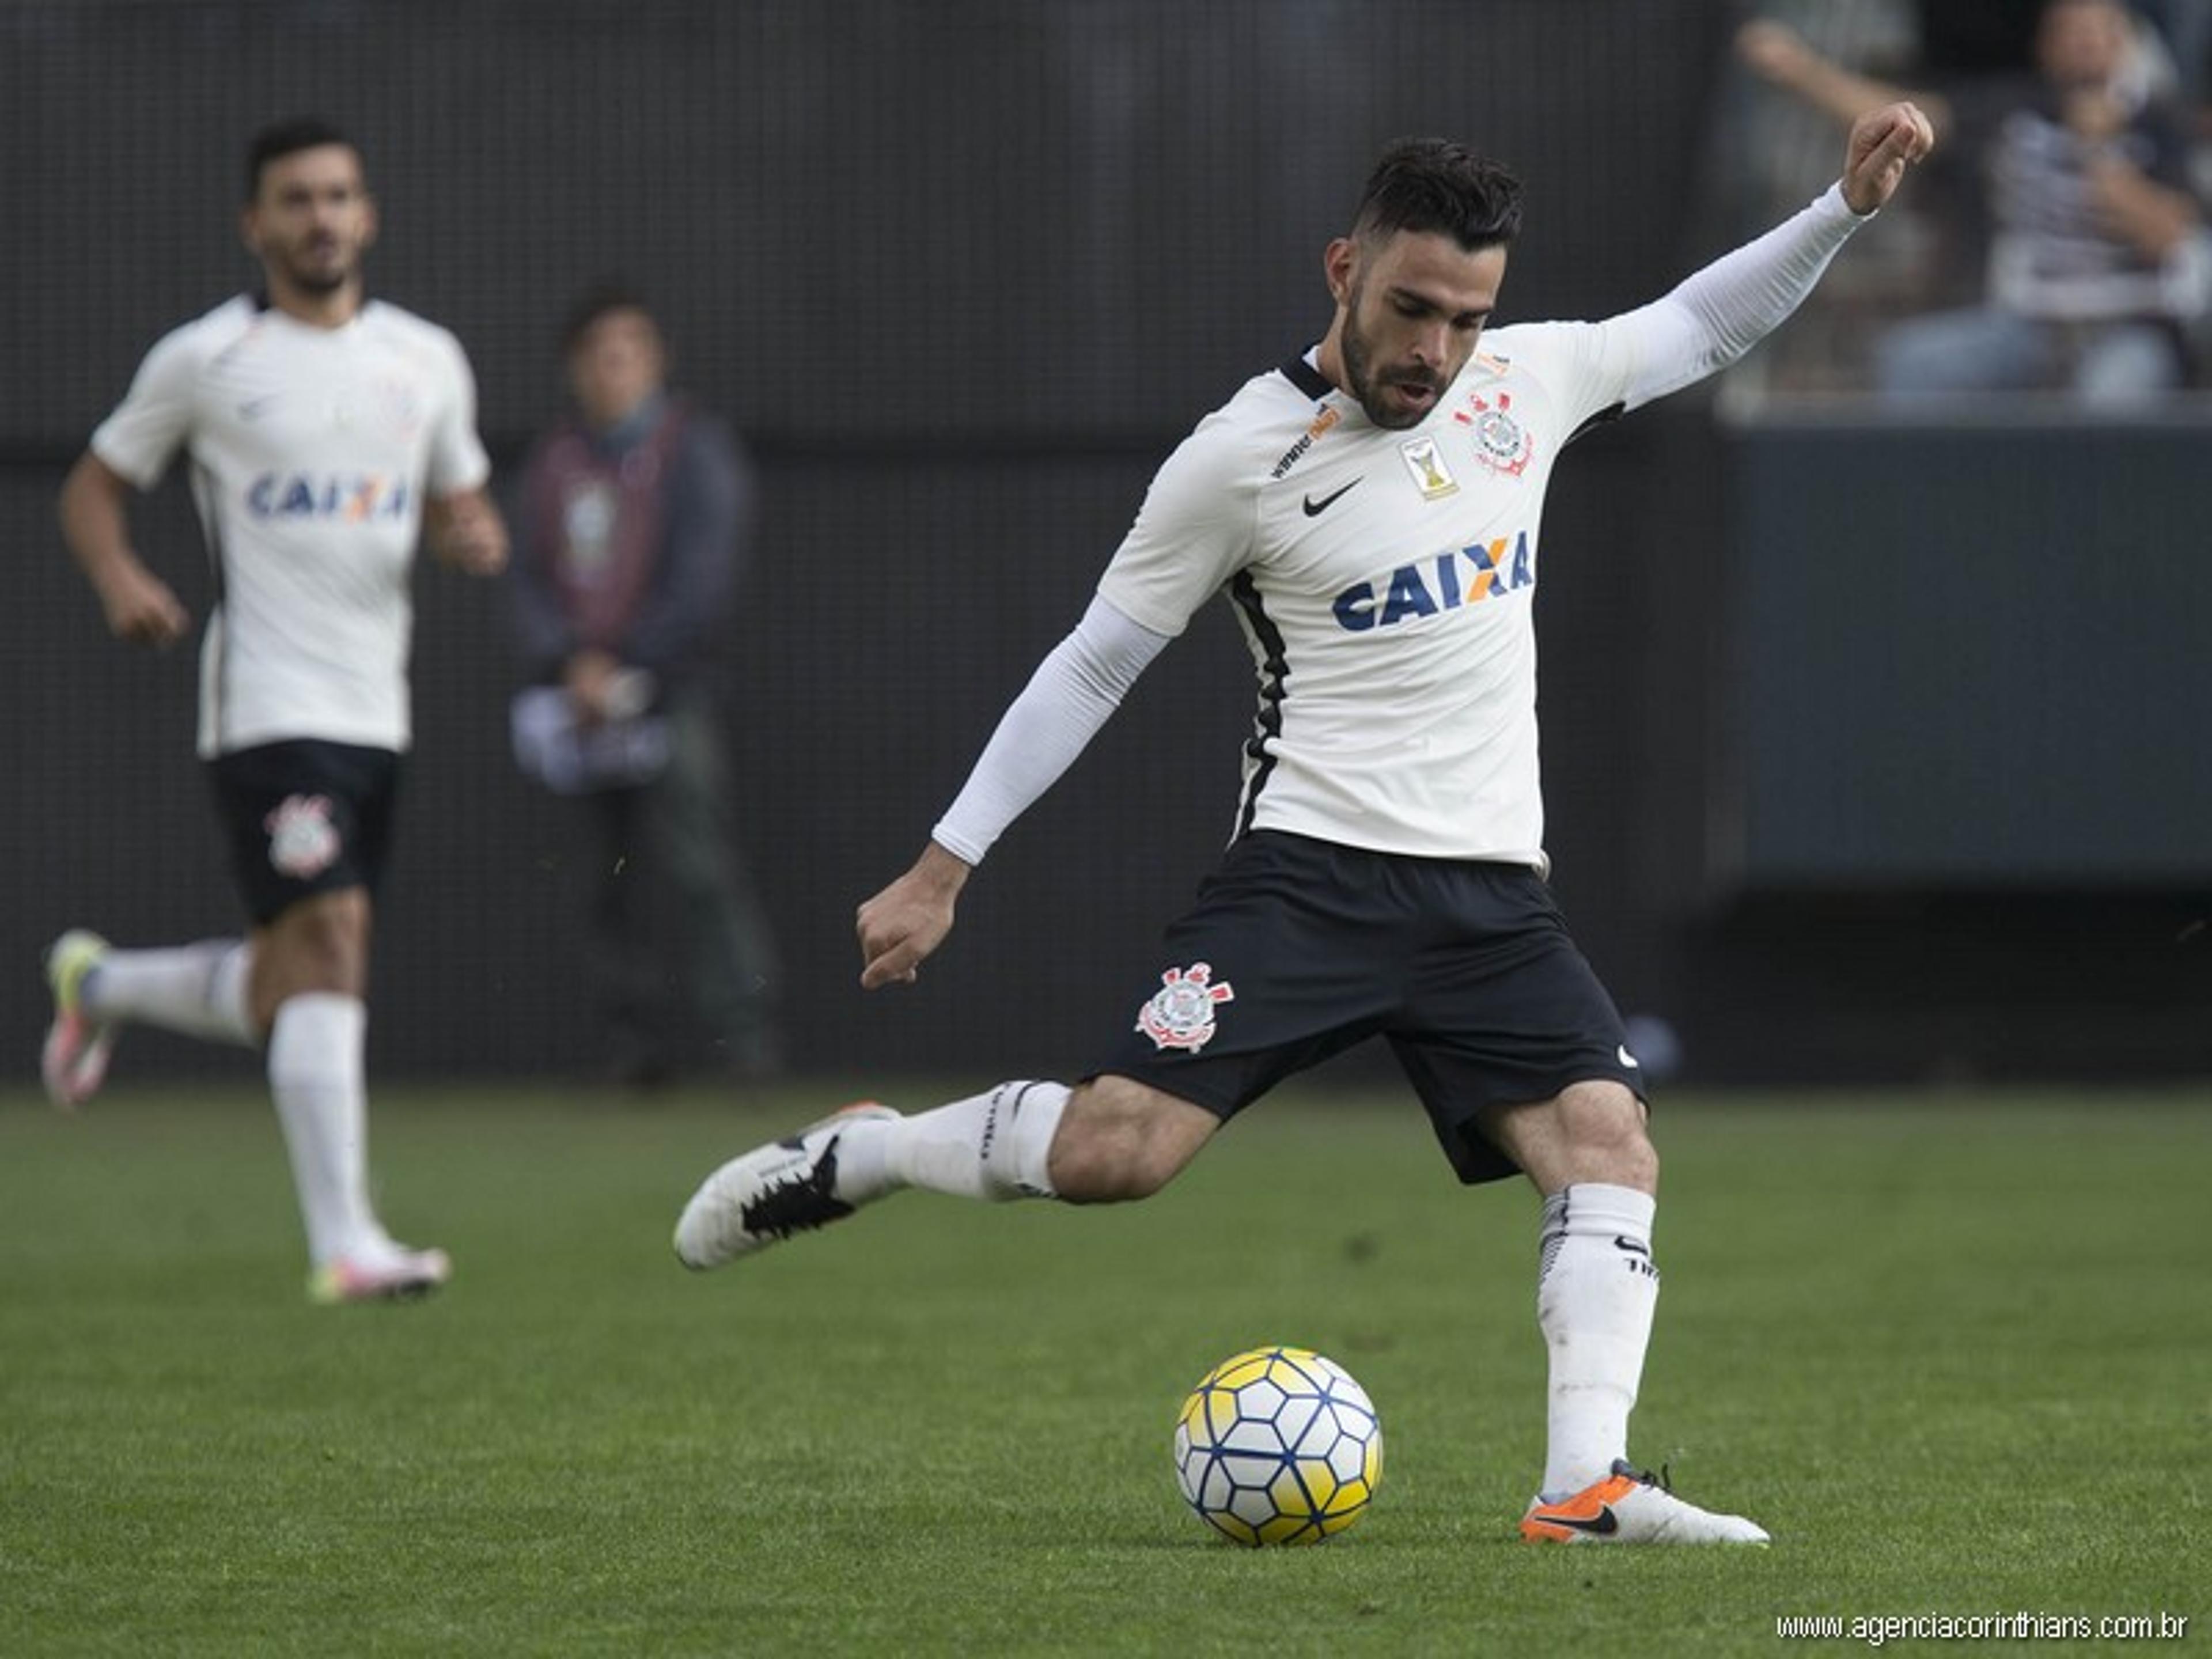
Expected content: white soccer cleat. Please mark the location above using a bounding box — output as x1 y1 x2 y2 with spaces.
1519 1460 1771 1545
41 929 119 1111
309 1244 453 1306
673 1103 900 1270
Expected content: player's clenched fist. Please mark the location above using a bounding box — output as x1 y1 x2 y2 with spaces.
428 488 508 575
857 842 971 988
97 560 191 647
1842 101 1935 215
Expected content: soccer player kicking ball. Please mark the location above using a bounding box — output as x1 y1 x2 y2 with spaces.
678 105 1933 1541
47 118 507 1305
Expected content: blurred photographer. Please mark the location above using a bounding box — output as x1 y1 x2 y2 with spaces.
511 285 781 1085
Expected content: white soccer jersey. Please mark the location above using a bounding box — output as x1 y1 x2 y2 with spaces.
91 295 491 756
1097 320 1640 868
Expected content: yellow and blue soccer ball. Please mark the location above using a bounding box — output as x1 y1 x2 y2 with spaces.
1172 1345 1383 1546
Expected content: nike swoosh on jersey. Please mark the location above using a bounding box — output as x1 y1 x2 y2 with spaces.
1302 479 1362 517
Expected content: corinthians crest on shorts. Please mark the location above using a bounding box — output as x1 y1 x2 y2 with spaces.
264 793 341 878
1137 961 1236 1052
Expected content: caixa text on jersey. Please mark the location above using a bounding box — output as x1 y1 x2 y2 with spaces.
1330 531 1533 631
245 473 411 521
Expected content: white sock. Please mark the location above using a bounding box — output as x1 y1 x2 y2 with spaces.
1536 1182 1660 1498
82 940 256 1046
266 993 380 1268
836 1081 1067 1203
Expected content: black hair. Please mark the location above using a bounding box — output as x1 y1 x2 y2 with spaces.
561 280 658 353
1351 138 1522 252
244 116 357 200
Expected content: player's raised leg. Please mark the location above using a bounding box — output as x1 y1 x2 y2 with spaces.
41 930 259 1107
673 1074 1217 1268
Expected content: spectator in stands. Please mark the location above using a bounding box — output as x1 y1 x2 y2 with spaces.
509 285 782 1086
1740 0 2209 403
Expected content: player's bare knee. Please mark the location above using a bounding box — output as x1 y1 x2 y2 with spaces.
253 892 370 1007
1048 1080 1213 1203
1607 1128 1660 1192
1048 1123 1175 1203
1560 1080 1657 1189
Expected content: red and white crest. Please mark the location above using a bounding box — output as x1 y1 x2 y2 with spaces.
264 793 341 879
1137 961 1236 1052
1461 391 1534 477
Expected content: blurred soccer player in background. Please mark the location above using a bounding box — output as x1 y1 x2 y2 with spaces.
509 284 782 1088
47 116 507 1304
677 108 1932 1540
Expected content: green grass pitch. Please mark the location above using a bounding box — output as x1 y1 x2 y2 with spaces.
2 1082 2205 1656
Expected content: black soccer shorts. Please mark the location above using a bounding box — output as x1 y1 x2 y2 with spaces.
1089 830 1646 1184
206 739 403 925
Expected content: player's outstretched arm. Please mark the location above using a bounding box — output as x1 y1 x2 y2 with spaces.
1612 99 1934 408
857 841 972 988
57 452 190 647
1840 101 1936 216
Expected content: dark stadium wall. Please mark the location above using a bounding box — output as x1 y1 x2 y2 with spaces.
3 0 1736 1086
7 2 2207 1088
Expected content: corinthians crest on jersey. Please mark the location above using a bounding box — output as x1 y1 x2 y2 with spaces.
1454 389 1535 477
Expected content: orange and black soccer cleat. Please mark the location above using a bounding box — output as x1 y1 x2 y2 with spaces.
1520 1460 1769 1545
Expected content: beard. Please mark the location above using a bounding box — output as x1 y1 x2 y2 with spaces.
277 238 356 296
1339 291 1445 431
